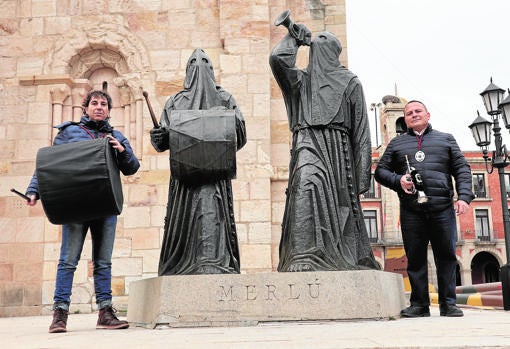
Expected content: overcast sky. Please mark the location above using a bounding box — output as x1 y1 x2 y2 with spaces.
345 0 510 150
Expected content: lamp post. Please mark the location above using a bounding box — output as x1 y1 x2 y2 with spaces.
468 78 510 310
370 102 382 147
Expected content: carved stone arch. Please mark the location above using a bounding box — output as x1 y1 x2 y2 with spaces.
470 249 503 284
43 20 151 158
69 48 130 79
44 20 150 76
470 246 505 266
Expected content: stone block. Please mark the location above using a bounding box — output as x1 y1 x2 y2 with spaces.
112 257 143 277
240 199 271 222
16 217 44 242
0 218 16 243
112 277 125 296
127 270 405 328
132 249 159 274
17 57 45 76
248 73 269 94
248 177 270 200
125 228 160 250
0 264 13 282
72 284 93 305
220 54 241 74
239 244 271 269
13 262 43 282
23 282 42 306
246 116 270 141
252 93 269 118
43 261 56 281
271 143 291 167
248 222 271 244
74 260 88 283
122 206 151 228
271 201 285 223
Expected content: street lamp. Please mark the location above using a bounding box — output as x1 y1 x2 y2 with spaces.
370 102 382 147
468 78 510 310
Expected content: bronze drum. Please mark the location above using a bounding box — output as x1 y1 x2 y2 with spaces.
36 137 123 224
168 109 237 184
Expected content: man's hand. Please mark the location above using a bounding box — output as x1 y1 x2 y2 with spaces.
400 174 415 194
455 200 469 215
107 135 125 153
26 194 37 207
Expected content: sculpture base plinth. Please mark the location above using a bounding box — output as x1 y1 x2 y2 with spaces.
127 270 405 328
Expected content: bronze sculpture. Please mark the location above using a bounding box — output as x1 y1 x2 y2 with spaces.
150 48 247 275
270 11 379 272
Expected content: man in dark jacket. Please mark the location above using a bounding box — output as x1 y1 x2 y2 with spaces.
375 100 474 318
26 90 140 332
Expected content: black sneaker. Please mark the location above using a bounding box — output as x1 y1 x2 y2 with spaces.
440 304 464 317
400 305 430 318
96 306 129 329
49 308 68 333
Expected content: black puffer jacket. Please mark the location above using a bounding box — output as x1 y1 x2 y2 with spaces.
375 124 474 212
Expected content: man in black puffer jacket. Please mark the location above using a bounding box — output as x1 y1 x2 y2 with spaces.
375 100 474 318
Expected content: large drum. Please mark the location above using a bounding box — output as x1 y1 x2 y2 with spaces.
168 109 237 184
36 137 123 224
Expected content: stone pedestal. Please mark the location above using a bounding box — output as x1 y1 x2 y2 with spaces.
127 270 405 328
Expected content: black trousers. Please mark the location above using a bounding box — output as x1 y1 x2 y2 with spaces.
400 205 458 306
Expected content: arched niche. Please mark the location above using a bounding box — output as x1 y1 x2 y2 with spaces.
44 20 150 76
44 21 150 156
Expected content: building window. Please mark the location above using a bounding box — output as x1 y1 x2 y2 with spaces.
472 174 487 198
361 174 379 199
504 174 510 198
475 209 490 241
363 210 378 243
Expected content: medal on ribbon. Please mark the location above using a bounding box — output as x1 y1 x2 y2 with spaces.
415 133 425 162
415 150 425 162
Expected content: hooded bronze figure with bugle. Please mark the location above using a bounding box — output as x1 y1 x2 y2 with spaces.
270 10 380 272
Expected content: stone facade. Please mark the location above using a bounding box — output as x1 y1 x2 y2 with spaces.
0 0 350 316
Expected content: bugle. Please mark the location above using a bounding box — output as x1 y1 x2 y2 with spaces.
274 9 311 46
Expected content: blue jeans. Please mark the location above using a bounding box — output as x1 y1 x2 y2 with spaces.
53 215 117 311
400 206 458 307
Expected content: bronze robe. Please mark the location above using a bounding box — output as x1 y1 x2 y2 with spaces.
152 49 247 275
270 33 379 271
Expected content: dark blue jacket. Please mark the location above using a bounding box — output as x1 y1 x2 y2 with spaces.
375 124 474 212
26 115 140 198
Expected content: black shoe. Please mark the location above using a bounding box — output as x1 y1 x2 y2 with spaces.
49 308 68 333
440 304 464 317
96 306 129 329
400 305 430 318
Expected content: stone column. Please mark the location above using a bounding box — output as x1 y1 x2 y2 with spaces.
133 89 144 158
50 84 71 140
71 80 92 121
118 83 132 143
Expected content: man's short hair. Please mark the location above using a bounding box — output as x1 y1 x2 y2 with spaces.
82 90 113 110
405 100 427 111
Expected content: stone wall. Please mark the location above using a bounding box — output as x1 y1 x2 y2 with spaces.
0 0 348 316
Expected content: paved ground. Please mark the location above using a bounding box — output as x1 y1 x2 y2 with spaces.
2 305 509 349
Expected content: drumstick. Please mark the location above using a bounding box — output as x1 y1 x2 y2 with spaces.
10 188 30 201
142 91 160 128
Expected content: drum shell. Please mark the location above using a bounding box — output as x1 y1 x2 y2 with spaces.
169 109 237 183
36 137 123 224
